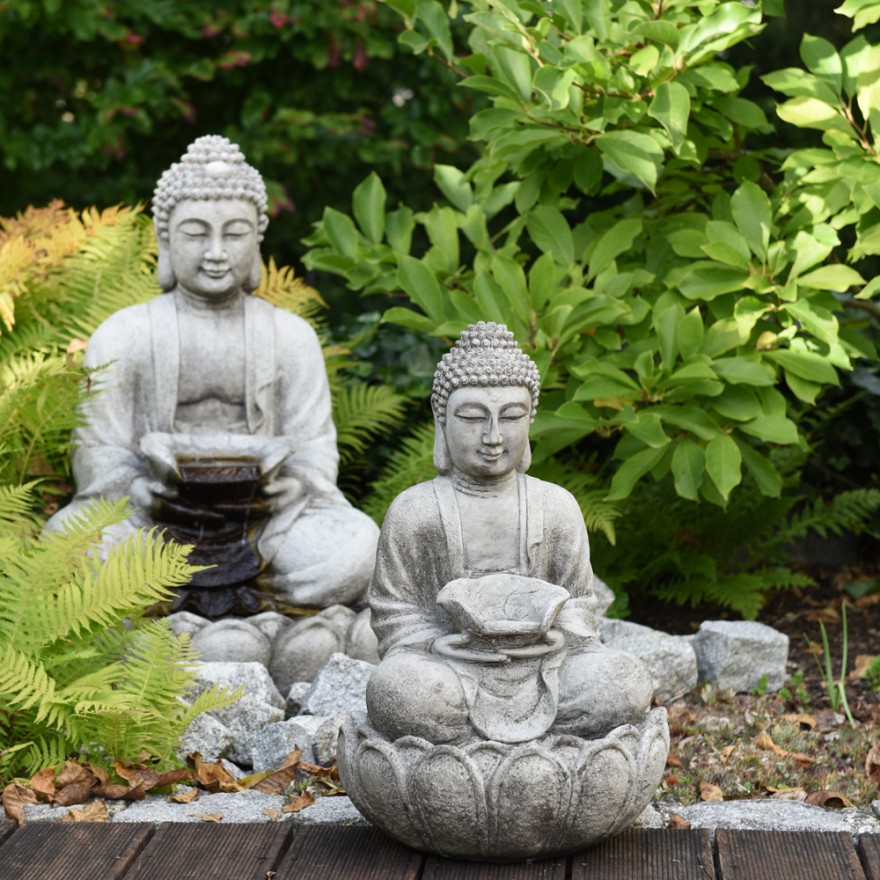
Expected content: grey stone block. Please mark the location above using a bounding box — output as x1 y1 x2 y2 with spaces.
114 790 285 823
249 716 325 769
208 694 285 765
299 653 374 717
177 711 235 761
286 681 311 717
282 795 369 826
193 661 285 709
166 611 210 637
599 619 698 701
692 620 789 692
191 620 272 666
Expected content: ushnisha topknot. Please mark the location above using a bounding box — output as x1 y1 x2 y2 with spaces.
431 321 541 424
152 135 269 242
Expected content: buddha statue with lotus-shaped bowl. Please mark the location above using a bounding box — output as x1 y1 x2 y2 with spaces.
338 322 669 860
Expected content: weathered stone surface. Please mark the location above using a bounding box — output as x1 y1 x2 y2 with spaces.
592 575 616 616
209 694 285 766
114 790 285 823
250 716 325 769
247 611 291 643
285 681 311 717
21 801 131 823
283 795 369 826
193 661 284 710
345 608 379 664
299 653 374 717
692 620 789 692
674 801 880 835
269 606 364 695
177 711 235 761
167 611 210 637
191 620 272 666
340 708 669 860
313 716 346 764
599 619 698 701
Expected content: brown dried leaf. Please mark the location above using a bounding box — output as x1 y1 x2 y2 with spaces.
805 790 852 808
280 748 302 769
57 760 92 788
865 744 880 784
668 814 691 830
169 787 200 804
95 783 146 801
192 813 224 823
29 767 58 800
263 809 280 822
718 745 736 764
55 780 98 807
699 781 724 802
849 655 877 682
62 799 110 823
769 788 806 802
282 792 315 814
88 764 111 788
755 731 784 755
666 753 684 769
251 764 301 795
2 783 37 823
186 754 240 793
782 713 817 730
112 763 189 792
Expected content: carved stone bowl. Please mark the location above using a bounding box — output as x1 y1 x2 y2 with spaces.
337 707 669 861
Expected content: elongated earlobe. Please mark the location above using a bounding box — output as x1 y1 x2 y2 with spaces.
244 252 263 293
517 441 532 473
433 418 452 474
157 246 176 292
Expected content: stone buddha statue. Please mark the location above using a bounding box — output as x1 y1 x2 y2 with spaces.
45 135 379 619
339 323 669 859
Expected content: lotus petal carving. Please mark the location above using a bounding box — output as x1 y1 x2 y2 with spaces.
338 707 669 860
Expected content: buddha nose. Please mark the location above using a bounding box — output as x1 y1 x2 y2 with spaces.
483 417 502 445
206 233 227 261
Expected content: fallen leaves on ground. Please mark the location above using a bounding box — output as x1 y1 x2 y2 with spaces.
2 748 346 824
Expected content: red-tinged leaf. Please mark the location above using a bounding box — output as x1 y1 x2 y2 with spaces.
282 792 315 813
62 800 110 823
2 783 37 823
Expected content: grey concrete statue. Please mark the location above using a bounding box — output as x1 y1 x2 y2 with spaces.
45 136 379 629
338 322 669 860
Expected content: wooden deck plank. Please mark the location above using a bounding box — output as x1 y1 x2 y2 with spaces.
0 823 153 880
716 830 866 880
0 819 16 846
274 825 423 880
858 835 880 880
124 822 291 880
571 829 715 879
422 853 565 880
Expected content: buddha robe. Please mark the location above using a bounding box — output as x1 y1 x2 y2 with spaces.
47 292 378 609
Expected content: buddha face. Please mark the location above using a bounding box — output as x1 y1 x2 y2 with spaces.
444 385 532 479
167 198 259 301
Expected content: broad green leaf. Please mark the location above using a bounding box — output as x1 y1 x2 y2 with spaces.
595 131 664 192
654 405 719 441
856 43 880 141
739 416 799 445
382 306 438 333
711 357 776 386
434 165 472 213
416 0 454 58
680 263 748 300
785 372 823 404
705 433 742 502
627 412 670 449
761 68 841 106
352 173 386 245
533 66 576 110
588 218 642 281
491 255 530 325
800 35 843 90
654 303 684 370
633 20 680 49
710 386 762 421
386 207 415 255
776 96 851 134
678 2 762 63
672 440 705 501
527 206 575 266
740 444 782 497
528 253 560 311
701 318 749 357
398 256 445 322
554 0 582 31
797 264 865 290
785 300 839 345
491 45 533 101
607 445 668 501
701 241 750 270
730 181 772 260
767 349 840 385
648 81 691 153
473 271 510 324
678 308 704 360
323 208 359 257
837 0 880 32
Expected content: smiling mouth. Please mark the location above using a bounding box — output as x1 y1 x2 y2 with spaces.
201 267 229 278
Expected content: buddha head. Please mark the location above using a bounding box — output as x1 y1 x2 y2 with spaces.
431 322 541 478
152 135 270 297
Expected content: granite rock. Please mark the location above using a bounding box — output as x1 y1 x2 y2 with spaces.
193 661 285 710
177 711 235 761
208 694 285 766
692 620 789 692
249 715 325 769
167 611 210 637
285 681 311 717
191 620 272 666
298 653 374 717
113 790 286 823
599 619 698 701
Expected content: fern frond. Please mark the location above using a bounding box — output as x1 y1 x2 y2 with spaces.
333 382 409 465
782 488 880 542
0 481 41 534
254 258 326 325
363 422 437 523
0 643 66 727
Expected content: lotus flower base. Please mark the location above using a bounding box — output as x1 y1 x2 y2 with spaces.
338 707 669 861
